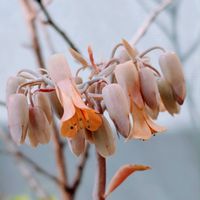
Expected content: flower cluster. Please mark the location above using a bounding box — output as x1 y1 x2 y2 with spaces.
6 39 186 157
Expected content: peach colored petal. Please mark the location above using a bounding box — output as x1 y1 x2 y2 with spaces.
139 67 160 112
28 106 51 147
34 92 52 124
93 116 116 157
68 128 86 156
8 94 29 145
61 113 78 138
82 109 102 132
128 102 152 140
48 53 72 83
115 61 144 109
102 84 130 138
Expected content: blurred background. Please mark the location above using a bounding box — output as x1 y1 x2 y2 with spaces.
0 0 200 199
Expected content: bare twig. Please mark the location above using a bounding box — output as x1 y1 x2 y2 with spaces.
71 144 90 195
34 0 80 53
0 129 50 200
130 0 172 45
20 0 45 68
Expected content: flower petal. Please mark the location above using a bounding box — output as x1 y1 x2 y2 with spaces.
48 53 72 83
6 76 26 102
48 90 64 118
68 129 86 156
34 92 52 124
115 61 144 109
93 116 116 157
105 164 150 197
159 52 186 105
157 78 180 115
102 83 130 138
8 94 29 145
139 67 160 112
28 106 51 147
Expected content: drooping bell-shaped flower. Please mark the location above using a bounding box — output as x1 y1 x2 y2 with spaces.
7 93 29 145
48 53 102 138
159 52 186 105
102 83 130 138
139 67 160 118
68 129 86 156
93 116 116 158
48 90 64 119
157 78 180 115
34 92 53 124
28 106 51 147
114 61 144 109
128 101 166 140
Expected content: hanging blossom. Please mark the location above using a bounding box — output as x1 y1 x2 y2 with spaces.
6 39 186 157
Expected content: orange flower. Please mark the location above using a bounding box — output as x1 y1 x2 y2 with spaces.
48 54 102 138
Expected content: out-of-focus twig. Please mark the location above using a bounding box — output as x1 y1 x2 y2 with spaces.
0 148 67 188
20 0 45 69
70 144 90 196
34 0 80 53
130 0 172 45
0 100 6 107
136 0 172 37
0 129 50 200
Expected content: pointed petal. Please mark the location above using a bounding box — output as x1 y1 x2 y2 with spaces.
159 52 186 104
121 39 138 61
48 54 72 83
68 129 86 156
34 92 52 124
102 84 130 138
105 164 150 197
139 67 160 112
157 78 180 115
8 94 29 145
93 116 116 157
28 106 51 147
115 61 144 109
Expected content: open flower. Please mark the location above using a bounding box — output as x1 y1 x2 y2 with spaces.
114 60 166 140
48 54 102 138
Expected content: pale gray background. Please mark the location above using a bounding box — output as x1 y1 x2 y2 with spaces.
0 0 200 199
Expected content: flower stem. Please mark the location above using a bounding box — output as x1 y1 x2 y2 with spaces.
94 152 106 200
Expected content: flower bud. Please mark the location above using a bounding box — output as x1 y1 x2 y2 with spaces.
28 106 51 147
159 52 186 105
139 67 160 116
102 84 130 138
34 92 52 124
157 78 180 115
115 61 144 109
6 76 26 102
68 129 86 156
93 116 116 157
7 94 29 145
